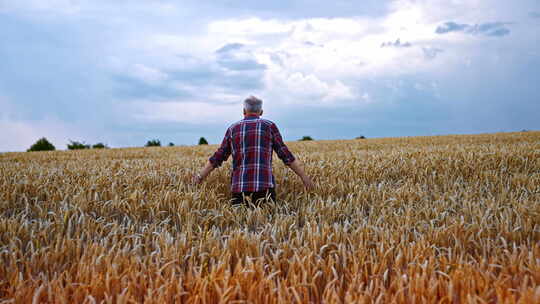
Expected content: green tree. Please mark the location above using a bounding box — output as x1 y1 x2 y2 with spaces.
198 137 208 145
67 140 90 150
27 137 56 152
299 136 313 141
92 143 108 149
168 142 175 147
145 139 161 147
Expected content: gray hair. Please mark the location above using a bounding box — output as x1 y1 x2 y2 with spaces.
244 96 263 113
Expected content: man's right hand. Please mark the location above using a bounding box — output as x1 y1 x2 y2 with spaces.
302 176 315 191
288 159 315 191
191 162 215 185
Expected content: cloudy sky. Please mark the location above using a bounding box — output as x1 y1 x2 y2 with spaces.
1 0 539 151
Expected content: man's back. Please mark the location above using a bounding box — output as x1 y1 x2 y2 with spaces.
193 96 314 204
209 114 295 193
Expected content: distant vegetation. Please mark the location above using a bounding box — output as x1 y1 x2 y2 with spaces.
299 136 313 141
68 141 110 150
145 139 161 147
198 137 208 145
27 137 55 152
92 143 108 149
356 135 366 139
27 138 110 152
67 140 91 150
168 142 175 147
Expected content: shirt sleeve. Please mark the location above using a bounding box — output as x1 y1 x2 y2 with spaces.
271 122 296 165
209 128 232 168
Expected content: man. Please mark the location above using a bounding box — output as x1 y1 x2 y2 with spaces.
193 96 315 205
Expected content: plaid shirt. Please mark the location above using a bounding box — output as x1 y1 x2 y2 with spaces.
209 114 295 193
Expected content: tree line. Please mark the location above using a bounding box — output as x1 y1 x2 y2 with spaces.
26 137 211 152
26 135 367 152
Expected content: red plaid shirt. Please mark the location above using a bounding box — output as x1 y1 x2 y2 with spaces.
209 114 295 193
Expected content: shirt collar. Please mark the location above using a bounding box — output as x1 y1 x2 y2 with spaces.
244 113 260 120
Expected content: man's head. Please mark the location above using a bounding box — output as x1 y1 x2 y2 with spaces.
243 96 263 116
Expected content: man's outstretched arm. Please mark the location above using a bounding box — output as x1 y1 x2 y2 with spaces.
287 159 315 191
192 161 215 184
270 123 315 190
193 129 231 184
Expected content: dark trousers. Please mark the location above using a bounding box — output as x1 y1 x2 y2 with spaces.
231 188 276 206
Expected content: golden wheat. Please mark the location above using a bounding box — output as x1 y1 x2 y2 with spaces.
1 131 539 303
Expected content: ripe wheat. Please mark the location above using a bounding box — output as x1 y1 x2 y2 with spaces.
0 132 539 303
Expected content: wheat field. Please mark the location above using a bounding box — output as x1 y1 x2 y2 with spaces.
1 132 539 303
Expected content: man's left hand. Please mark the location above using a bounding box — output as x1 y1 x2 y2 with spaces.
192 173 203 184
302 176 315 191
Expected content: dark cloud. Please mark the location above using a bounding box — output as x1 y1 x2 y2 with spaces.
215 43 267 71
269 53 285 66
214 70 265 90
186 0 388 19
111 75 190 100
435 22 468 34
276 59 540 140
111 42 266 102
128 66 265 99
0 14 112 122
435 21 511 37
217 58 267 71
422 47 443 60
275 77 451 140
216 43 244 53
168 63 265 91
303 41 324 47
166 65 221 86
529 12 540 19
477 22 511 36
381 38 412 48
488 28 510 36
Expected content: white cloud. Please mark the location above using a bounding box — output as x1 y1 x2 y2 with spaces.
200 0 527 98
209 18 291 36
203 13 442 105
264 68 354 104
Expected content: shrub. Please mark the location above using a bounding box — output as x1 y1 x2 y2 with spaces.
168 142 175 147
356 135 366 139
145 139 161 147
299 136 313 141
27 137 56 152
92 143 108 149
199 137 208 145
67 140 91 150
